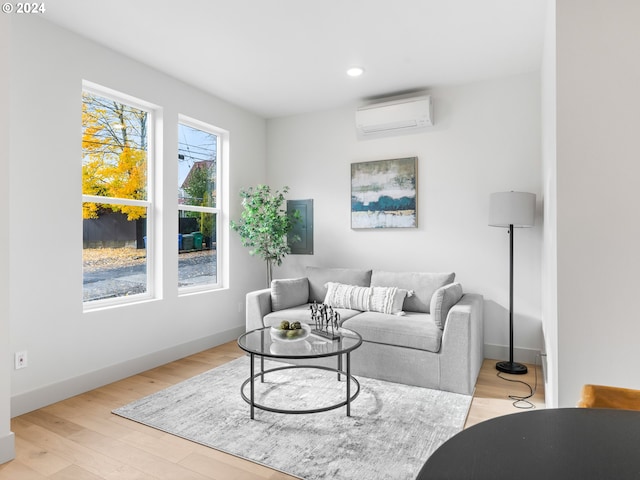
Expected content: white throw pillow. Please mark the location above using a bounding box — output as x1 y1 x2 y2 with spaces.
324 282 371 311
370 286 413 315
324 282 414 315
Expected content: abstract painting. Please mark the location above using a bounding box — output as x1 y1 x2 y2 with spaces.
351 157 417 229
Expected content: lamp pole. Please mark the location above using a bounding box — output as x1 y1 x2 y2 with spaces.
496 225 527 375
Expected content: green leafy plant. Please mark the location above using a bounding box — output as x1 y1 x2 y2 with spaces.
230 185 300 285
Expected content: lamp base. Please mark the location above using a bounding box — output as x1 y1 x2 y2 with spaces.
496 361 528 375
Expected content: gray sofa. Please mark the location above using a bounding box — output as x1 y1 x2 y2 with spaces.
245 266 484 395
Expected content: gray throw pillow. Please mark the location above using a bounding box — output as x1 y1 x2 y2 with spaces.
271 277 309 311
370 271 455 313
430 282 463 329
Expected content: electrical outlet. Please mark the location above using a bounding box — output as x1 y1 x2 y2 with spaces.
15 351 27 369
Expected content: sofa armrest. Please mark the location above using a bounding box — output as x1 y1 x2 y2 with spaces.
438 293 484 395
246 288 272 332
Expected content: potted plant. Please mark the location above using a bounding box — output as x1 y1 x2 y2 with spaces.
231 185 300 286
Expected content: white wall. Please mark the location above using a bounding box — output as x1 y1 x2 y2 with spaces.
267 73 544 362
0 12 15 465
541 0 558 407
8 17 268 416
555 0 640 406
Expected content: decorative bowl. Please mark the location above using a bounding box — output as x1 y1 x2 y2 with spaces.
270 323 311 342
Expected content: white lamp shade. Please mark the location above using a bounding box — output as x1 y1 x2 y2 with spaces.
488 192 536 228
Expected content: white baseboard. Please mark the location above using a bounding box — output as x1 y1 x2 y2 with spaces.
11 326 244 418
484 343 542 367
0 431 15 464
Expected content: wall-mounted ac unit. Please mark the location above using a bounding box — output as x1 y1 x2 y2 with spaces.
355 95 433 137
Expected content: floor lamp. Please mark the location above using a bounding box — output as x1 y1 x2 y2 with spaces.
489 191 535 375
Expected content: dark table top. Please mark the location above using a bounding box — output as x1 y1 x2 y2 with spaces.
416 408 640 479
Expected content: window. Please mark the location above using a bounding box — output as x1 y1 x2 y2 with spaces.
178 117 221 291
82 84 154 307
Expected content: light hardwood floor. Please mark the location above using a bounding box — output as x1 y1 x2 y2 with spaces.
0 341 545 479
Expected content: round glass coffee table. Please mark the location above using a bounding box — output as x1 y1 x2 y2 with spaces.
237 326 362 419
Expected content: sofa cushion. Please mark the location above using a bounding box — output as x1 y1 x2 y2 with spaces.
370 271 455 313
430 282 464 329
341 311 442 353
306 267 372 303
271 277 309 311
264 304 361 328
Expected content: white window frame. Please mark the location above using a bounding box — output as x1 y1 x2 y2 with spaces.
82 81 157 311
178 114 225 294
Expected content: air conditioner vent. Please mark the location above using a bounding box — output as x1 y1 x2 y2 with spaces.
356 95 433 137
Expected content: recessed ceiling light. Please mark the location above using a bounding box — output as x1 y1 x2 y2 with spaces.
347 67 365 77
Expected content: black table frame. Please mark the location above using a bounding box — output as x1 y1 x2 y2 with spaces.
237 327 362 419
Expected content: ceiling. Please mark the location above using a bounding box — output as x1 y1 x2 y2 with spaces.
44 0 547 119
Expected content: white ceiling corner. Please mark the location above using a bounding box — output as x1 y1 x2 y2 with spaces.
42 0 547 118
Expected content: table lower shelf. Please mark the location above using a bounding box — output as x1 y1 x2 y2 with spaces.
240 363 360 417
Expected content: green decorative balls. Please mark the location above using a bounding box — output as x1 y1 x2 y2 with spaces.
276 320 304 339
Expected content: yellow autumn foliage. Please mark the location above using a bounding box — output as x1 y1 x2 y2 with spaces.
82 93 147 221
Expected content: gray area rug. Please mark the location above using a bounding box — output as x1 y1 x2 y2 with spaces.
113 356 471 480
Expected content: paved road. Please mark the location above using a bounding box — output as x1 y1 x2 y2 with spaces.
83 253 217 301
